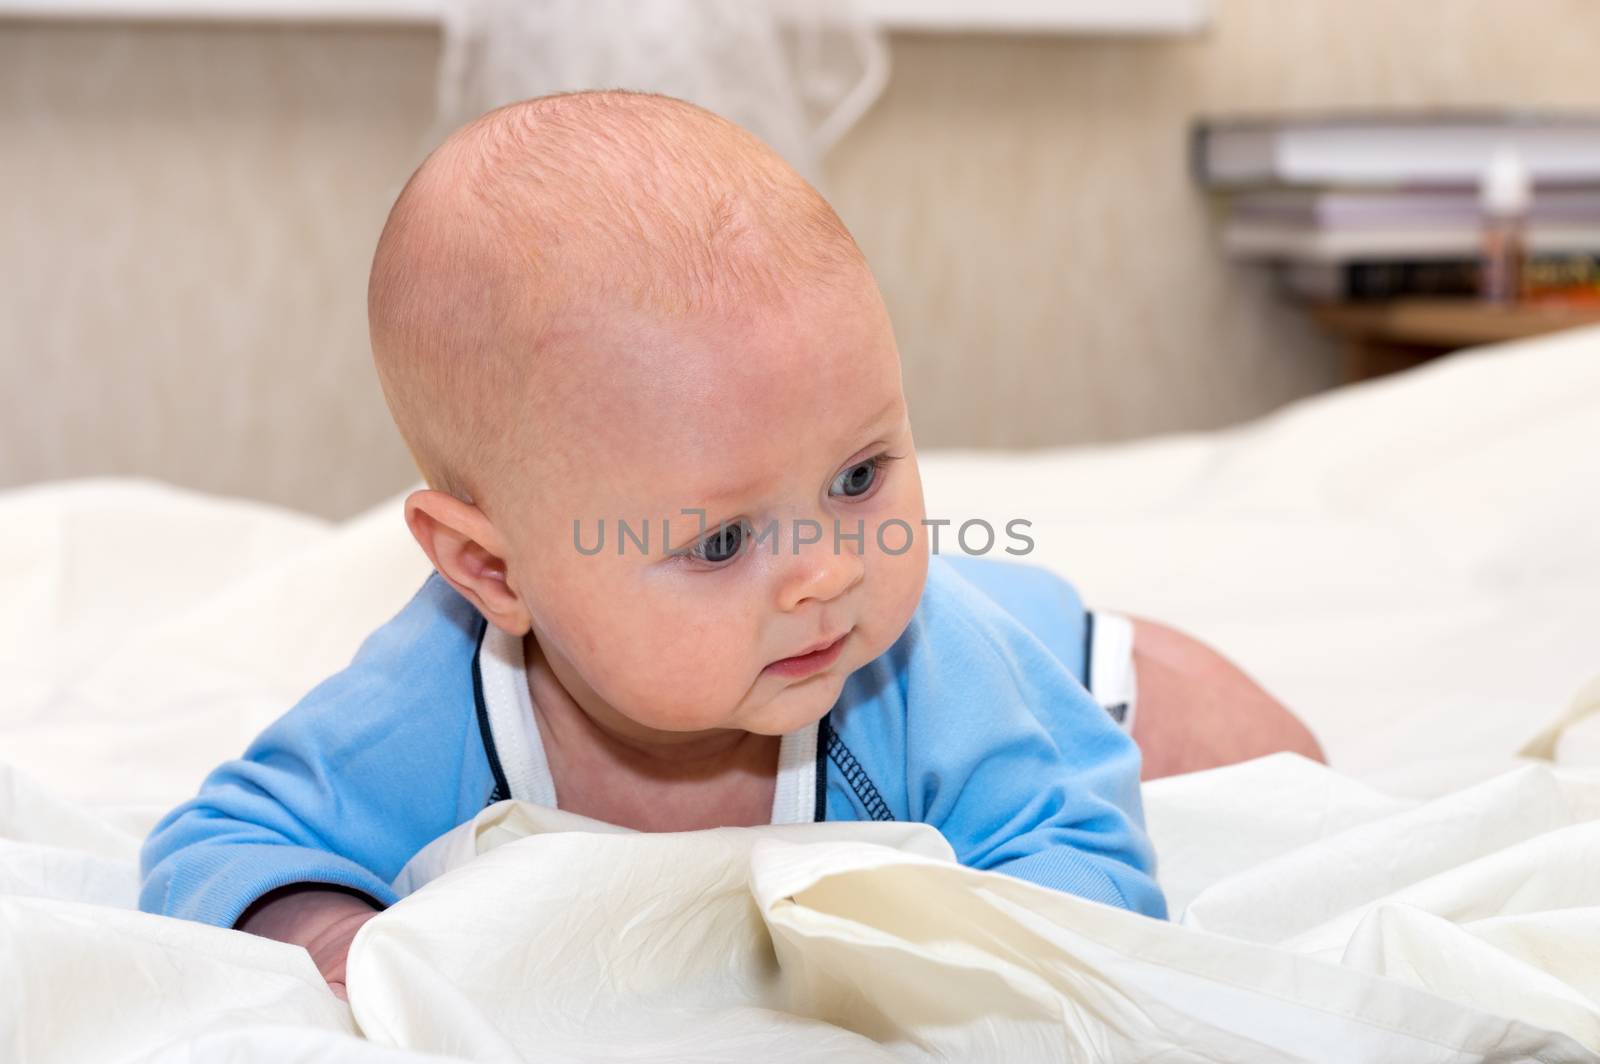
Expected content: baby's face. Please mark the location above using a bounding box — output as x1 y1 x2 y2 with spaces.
500 273 928 744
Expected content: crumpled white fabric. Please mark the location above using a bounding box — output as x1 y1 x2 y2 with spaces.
0 894 358 1062
7 751 1600 1061
340 762 1600 1063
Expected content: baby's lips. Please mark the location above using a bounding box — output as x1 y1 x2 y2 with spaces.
781 630 850 662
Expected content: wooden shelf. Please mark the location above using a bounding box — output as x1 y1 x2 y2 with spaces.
1307 299 1600 382
1311 299 1600 347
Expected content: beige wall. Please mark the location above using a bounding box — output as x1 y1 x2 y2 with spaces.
4 2 1599 519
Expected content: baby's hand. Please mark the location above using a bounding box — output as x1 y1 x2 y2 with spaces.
238 886 380 1001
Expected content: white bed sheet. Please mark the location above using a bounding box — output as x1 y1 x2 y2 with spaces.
4 326 1600 1060
6 754 1600 1062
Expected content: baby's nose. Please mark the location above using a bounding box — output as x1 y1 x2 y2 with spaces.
774 518 864 610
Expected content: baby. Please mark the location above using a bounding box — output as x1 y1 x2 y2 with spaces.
140 91 1320 1000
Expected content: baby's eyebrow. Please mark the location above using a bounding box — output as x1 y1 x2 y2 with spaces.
686 396 904 508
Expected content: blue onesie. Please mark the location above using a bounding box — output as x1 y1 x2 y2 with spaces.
139 554 1167 926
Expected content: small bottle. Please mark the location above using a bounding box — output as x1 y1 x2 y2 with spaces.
1479 146 1531 304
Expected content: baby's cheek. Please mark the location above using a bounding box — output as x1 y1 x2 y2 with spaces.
616 607 755 717
866 541 929 649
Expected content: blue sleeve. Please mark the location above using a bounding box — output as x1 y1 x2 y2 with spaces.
933 554 1089 684
882 559 1166 919
138 575 497 929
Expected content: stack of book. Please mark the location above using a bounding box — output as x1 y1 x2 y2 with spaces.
1192 112 1600 303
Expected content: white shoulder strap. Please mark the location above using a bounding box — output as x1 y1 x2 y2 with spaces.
1088 610 1138 735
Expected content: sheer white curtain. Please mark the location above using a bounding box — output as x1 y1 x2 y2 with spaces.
431 0 889 185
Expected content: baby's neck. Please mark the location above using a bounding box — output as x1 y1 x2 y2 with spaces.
521 632 781 832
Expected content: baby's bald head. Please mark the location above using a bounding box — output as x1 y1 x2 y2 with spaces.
368 90 869 513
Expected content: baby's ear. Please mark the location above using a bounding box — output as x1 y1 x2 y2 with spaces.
403 489 531 635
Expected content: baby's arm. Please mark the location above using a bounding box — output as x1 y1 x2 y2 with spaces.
912 649 1166 919
138 673 480 995
139 575 496 995
237 886 380 1001
891 571 1167 918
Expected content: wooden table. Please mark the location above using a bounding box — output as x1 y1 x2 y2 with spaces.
1309 300 1600 383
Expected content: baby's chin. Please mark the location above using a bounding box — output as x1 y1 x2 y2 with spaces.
742 675 852 736
619 637 876 738
613 675 840 740
645 679 845 739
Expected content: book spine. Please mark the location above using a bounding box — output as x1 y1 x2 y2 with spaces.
1525 254 1600 302
1296 254 1600 301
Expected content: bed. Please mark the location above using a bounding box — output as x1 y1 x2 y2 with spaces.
4 325 1599 1061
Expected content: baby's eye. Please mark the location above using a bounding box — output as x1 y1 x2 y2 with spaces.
830 455 892 499
689 519 750 565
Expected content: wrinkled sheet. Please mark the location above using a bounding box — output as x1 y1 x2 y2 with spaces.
5 327 1600 1060
7 754 1600 1061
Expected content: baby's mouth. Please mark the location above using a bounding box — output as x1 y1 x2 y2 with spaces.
764 629 852 679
